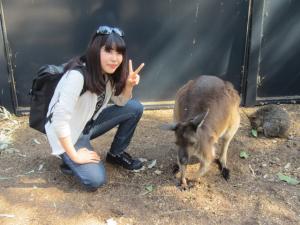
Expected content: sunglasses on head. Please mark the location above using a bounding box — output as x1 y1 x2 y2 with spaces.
96 26 125 37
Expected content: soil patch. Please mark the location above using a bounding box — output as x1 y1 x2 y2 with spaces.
0 105 299 225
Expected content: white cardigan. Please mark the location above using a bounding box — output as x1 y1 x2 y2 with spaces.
45 70 130 156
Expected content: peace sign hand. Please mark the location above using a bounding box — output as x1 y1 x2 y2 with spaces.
126 59 145 87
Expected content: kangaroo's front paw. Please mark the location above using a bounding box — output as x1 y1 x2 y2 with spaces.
177 178 189 191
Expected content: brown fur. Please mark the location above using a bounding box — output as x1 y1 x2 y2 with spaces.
171 75 240 188
249 104 290 138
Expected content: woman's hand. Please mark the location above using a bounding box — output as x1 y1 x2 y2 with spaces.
73 148 101 164
126 59 145 87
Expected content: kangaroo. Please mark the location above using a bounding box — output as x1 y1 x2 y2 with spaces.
165 75 240 188
249 104 290 138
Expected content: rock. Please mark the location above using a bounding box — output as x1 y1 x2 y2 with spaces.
0 143 9 150
154 170 162 175
147 159 157 169
284 163 291 169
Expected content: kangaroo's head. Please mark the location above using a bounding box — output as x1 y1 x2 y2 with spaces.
163 110 209 165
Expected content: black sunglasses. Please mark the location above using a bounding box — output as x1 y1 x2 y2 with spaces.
96 26 125 37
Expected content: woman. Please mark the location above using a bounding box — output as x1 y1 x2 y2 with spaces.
45 25 145 191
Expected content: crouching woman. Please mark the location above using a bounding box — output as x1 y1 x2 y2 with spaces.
45 25 145 191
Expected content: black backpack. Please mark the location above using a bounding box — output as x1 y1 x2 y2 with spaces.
29 64 85 133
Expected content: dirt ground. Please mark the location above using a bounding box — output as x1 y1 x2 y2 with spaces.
0 104 299 225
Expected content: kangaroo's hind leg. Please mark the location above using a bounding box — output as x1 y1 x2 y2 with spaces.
218 112 240 180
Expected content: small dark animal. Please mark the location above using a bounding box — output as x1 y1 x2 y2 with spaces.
164 75 240 188
249 104 290 138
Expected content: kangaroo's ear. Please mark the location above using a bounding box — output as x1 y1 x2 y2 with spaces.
191 109 210 130
160 123 178 131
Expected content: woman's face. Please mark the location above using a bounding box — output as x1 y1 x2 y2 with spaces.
100 45 123 74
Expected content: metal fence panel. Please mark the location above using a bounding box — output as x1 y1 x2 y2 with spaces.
1 0 249 113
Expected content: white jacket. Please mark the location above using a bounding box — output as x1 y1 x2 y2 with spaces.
45 70 130 155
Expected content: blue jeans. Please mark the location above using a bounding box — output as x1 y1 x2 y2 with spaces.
61 99 144 190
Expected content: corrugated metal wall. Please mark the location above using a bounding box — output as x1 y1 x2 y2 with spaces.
1 0 300 113
0 0 13 111
245 0 300 105
256 0 300 99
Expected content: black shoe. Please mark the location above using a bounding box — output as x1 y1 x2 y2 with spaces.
106 152 143 170
59 163 73 175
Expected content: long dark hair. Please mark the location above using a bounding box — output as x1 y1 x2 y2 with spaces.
64 30 128 96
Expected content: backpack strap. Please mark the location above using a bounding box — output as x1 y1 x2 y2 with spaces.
73 65 87 96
